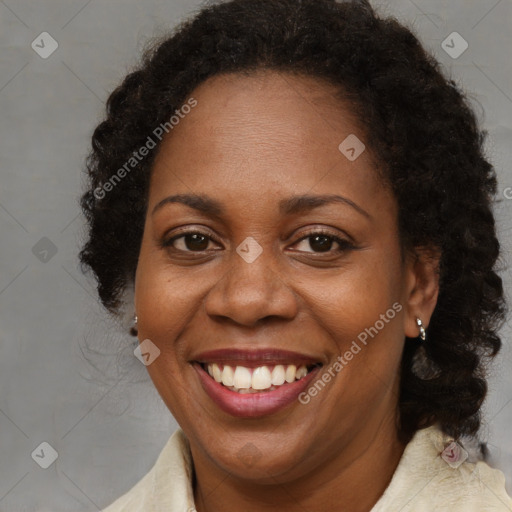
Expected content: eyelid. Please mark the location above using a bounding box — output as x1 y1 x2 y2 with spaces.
161 227 222 248
162 224 220 239
294 226 353 243
291 228 355 253
283 222 356 252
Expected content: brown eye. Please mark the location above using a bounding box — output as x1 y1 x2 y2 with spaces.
293 230 354 254
307 234 334 252
163 231 218 252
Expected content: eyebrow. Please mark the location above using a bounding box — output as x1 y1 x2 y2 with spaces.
152 193 371 219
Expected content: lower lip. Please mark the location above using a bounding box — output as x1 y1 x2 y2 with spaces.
193 363 322 418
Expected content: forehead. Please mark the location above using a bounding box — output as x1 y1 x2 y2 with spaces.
149 70 390 218
162 70 365 157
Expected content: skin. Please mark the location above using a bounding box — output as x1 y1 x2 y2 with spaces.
134 70 440 512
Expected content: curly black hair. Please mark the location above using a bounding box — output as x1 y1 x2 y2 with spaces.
79 0 507 444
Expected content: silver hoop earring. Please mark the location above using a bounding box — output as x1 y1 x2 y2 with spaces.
416 317 426 341
130 314 138 337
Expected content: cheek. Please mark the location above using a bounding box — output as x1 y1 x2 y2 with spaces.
297 255 404 347
134 255 203 423
133 246 196 384
295 249 406 397
135 234 201 335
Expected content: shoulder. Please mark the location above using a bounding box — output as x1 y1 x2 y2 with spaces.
372 424 512 512
101 429 194 512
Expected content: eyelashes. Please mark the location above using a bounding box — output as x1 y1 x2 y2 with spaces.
161 228 355 256
293 230 354 254
162 230 217 253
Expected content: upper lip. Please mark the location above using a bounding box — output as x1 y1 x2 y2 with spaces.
192 348 324 368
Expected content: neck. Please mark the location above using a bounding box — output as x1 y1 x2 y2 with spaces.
192 414 407 512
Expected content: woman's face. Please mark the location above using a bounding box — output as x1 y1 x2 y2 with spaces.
135 71 431 482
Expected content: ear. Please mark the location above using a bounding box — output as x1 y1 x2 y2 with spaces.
402 246 441 339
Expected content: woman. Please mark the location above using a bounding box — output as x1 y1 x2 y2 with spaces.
80 0 512 510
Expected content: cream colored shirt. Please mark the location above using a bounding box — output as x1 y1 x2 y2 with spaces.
102 424 512 511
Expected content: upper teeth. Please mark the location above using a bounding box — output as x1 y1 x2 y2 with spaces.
206 363 309 392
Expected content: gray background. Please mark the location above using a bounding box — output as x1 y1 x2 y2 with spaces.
0 0 511 510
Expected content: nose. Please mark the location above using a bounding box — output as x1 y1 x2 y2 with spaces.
203 241 298 327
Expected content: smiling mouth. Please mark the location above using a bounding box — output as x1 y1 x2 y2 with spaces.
199 362 322 394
